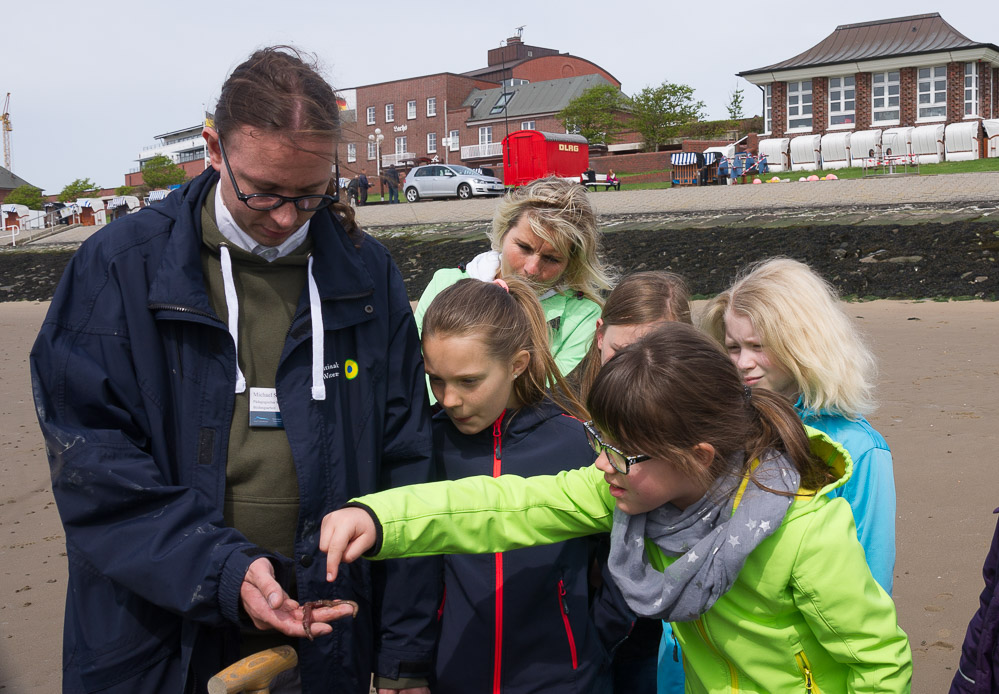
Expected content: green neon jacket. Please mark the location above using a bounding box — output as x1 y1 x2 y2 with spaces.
355 427 912 693
413 255 601 379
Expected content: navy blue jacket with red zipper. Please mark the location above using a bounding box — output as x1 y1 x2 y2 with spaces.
30 168 439 693
431 399 634 694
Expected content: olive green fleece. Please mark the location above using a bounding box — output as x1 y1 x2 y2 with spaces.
200 189 311 572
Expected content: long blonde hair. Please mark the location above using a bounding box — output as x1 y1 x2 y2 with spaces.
489 176 614 304
700 258 877 418
422 277 586 420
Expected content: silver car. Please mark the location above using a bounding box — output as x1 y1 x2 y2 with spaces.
403 164 505 202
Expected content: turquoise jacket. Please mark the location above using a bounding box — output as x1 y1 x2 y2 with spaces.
797 403 896 595
355 428 912 693
413 253 601 379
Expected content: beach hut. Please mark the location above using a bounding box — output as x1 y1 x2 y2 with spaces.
106 195 141 220
881 127 914 159
850 130 883 167
944 122 982 161
911 124 945 164
76 198 106 226
2 203 29 231
757 138 790 172
790 134 822 171
820 132 851 170
670 152 703 186
982 120 999 158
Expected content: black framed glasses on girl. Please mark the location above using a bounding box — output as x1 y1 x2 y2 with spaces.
218 137 339 211
583 421 650 475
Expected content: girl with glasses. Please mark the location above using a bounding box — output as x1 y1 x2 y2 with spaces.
407 276 631 694
319 321 912 693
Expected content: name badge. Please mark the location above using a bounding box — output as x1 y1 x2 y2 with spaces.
249 387 283 428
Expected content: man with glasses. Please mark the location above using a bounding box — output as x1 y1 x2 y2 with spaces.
31 46 437 694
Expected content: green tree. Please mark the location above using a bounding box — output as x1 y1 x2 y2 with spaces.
726 86 745 120
141 155 187 189
114 184 135 196
4 184 45 210
58 178 101 203
629 82 706 152
557 84 630 145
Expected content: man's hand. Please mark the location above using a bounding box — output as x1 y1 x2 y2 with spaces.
240 558 358 639
319 507 378 582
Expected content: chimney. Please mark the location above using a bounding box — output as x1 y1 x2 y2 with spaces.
506 35 522 45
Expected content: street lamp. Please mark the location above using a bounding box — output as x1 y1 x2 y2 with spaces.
368 128 384 199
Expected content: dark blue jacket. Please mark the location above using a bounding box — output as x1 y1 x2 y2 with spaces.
432 401 633 694
30 169 438 693
952 509 999 693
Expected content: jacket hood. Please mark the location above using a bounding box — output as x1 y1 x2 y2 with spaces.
783 425 853 520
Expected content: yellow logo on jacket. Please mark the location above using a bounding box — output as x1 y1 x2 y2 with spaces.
345 359 359 380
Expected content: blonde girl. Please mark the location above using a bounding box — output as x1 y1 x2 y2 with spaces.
700 257 896 593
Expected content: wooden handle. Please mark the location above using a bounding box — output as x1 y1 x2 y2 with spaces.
207 645 298 694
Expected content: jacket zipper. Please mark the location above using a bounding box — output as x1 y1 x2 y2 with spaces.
557 579 579 669
693 617 739 692
795 651 821 693
491 411 505 694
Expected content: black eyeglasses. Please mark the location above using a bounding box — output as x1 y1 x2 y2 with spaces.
218 137 339 211
583 421 650 475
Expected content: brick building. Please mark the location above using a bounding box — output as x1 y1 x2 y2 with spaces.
338 33 625 177
738 13 999 139
0 165 35 204
125 124 209 187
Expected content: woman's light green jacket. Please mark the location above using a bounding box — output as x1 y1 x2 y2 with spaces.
356 427 912 693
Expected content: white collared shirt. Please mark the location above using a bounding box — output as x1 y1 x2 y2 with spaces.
215 184 310 262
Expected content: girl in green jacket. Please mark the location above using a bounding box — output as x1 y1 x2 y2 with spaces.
320 322 912 693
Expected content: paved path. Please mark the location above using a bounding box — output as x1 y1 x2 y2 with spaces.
352 171 999 228
9 171 998 247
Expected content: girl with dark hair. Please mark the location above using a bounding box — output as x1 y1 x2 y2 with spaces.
418 277 629 694
320 322 912 693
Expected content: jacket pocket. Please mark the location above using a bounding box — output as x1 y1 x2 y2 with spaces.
794 650 822 694
557 578 579 669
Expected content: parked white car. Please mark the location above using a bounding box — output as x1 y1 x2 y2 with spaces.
403 164 504 202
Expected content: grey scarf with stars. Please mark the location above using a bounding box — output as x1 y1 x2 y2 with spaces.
607 452 800 622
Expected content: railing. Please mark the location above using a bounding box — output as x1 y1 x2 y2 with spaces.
142 135 203 151
381 151 416 167
5 224 19 247
461 143 503 159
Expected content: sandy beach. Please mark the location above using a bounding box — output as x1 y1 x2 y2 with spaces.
2 297 997 693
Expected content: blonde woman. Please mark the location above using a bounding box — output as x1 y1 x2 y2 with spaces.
414 176 614 380
700 258 896 594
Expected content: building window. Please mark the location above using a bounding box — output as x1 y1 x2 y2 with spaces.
427 132 437 153
521 120 535 130
366 106 376 125
764 84 772 134
917 66 947 120
385 103 394 122
449 129 460 151
367 141 377 160
479 126 493 145
489 92 514 115
828 76 855 126
347 143 356 163
965 63 980 117
427 97 437 117
395 136 407 155
787 81 812 130
871 71 900 124
407 100 416 120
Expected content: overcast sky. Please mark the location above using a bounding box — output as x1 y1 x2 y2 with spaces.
5 1 997 193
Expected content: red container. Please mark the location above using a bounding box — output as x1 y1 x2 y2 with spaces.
502 130 589 186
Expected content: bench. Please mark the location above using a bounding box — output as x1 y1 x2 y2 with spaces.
579 172 621 191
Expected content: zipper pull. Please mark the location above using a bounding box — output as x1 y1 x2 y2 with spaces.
558 580 569 615
803 666 813 693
